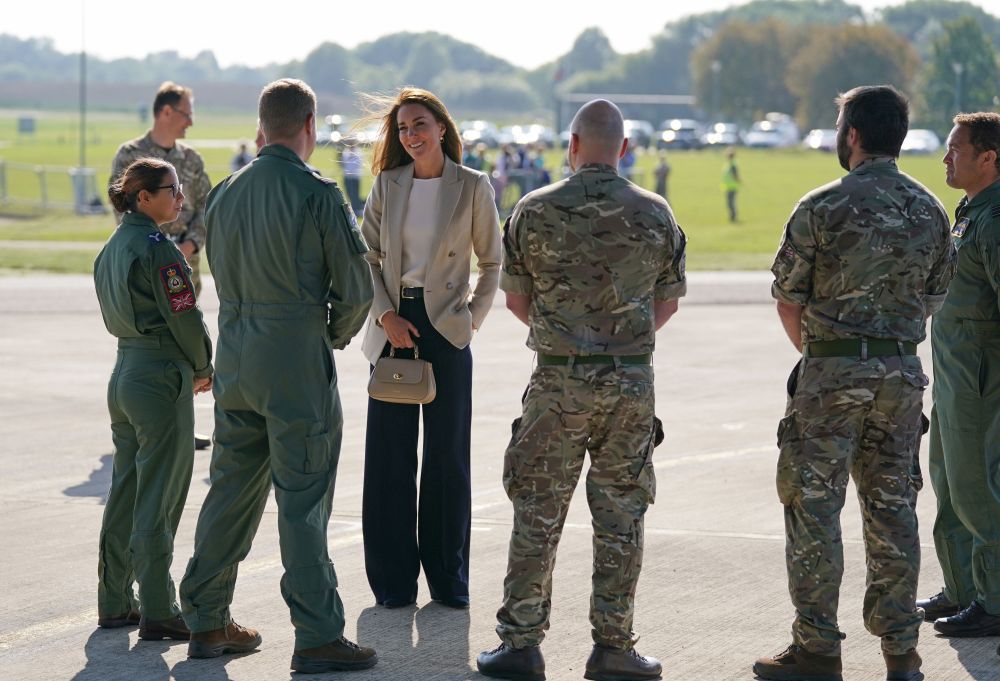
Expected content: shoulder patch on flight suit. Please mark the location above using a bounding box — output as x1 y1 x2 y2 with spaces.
952 217 970 237
148 232 165 243
159 262 196 314
340 203 368 254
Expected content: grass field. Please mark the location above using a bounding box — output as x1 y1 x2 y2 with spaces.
0 109 965 273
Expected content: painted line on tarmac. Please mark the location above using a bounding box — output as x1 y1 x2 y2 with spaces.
469 443 775 514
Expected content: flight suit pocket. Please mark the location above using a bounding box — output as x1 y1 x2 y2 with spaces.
165 360 193 404
304 431 332 475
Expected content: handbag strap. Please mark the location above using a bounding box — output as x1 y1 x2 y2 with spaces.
388 342 420 360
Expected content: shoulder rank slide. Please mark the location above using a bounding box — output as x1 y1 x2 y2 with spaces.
159 262 196 313
952 217 970 237
991 203 1000 219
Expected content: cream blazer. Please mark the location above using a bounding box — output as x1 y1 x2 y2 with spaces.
360 157 501 364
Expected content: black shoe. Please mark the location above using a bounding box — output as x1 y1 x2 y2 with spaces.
933 601 1000 637
477 642 545 681
585 644 662 680
432 596 470 609
916 591 960 621
291 636 378 673
194 434 211 450
376 597 416 609
139 614 190 641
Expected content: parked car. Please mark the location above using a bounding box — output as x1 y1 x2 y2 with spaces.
656 119 705 150
901 128 942 154
498 124 556 148
624 119 655 148
802 128 837 152
702 122 742 147
744 113 800 148
459 120 499 148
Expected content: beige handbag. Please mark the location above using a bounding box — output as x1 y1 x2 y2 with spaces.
367 343 437 404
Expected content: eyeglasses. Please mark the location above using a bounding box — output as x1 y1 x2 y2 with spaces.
156 183 183 198
172 107 194 122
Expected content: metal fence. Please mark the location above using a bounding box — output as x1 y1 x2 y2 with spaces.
0 160 106 214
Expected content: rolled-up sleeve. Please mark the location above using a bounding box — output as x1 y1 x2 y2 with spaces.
771 201 816 305
499 209 533 295
656 222 687 301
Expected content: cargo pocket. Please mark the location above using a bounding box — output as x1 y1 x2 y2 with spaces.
775 413 800 505
502 417 524 497
909 453 924 493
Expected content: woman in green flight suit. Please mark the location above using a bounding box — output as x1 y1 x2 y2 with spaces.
94 158 213 641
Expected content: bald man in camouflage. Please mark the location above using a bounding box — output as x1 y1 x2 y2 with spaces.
754 85 955 681
477 99 686 681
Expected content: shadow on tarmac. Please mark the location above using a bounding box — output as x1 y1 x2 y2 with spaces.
72 626 176 681
63 453 114 503
946 635 1000 679
353 601 471 680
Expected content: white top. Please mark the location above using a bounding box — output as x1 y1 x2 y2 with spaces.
400 177 441 287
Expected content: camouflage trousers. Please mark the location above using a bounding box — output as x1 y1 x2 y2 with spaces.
777 355 926 656
496 363 656 650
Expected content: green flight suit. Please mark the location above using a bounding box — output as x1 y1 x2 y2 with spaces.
179 144 373 649
929 178 1000 613
93 211 213 621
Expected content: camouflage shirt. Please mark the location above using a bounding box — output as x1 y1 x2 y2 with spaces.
771 157 955 344
110 132 211 250
500 163 686 355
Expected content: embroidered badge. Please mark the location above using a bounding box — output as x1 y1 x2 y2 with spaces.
952 217 970 237
159 262 196 313
147 232 165 243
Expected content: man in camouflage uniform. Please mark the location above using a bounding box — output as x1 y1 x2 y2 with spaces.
477 99 686 681
754 86 955 681
111 82 211 295
918 112 1000 639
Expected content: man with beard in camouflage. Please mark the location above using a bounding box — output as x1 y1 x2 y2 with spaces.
476 99 686 681
112 82 211 297
753 85 956 681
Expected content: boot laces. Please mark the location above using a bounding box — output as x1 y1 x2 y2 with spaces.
338 636 363 651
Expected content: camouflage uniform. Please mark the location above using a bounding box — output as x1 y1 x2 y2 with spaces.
771 157 956 656
496 162 686 650
111 133 212 294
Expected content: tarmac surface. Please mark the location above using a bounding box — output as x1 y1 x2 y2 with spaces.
0 272 996 680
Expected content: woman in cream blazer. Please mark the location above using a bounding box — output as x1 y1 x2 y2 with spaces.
360 87 501 609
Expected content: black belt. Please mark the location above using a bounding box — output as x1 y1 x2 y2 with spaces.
537 353 652 367
804 338 917 359
401 287 424 299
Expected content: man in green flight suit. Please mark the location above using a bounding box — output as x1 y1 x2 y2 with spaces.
918 112 1000 640
178 79 376 673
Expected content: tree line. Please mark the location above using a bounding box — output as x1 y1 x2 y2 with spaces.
1 0 997 133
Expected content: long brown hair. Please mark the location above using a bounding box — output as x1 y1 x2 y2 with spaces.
362 87 462 175
107 158 174 214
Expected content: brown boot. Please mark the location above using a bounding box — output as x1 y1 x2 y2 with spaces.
584 644 662 680
188 621 261 658
97 609 140 628
884 649 923 681
291 636 378 673
139 614 190 641
753 644 842 681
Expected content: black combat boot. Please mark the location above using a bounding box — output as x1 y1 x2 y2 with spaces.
933 601 1000 637
476 642 545 681
291 636 378 673
883 648 923 681
753 644 843 681
915 590 960 621
584 644 662 680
